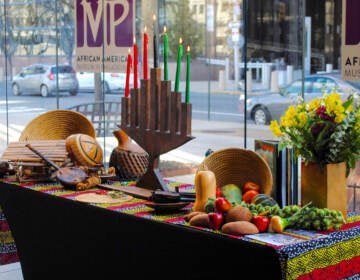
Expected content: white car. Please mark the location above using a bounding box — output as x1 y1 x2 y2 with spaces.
239 73 360 125
77 72 134 93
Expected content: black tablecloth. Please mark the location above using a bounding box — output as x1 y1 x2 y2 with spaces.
0 182 281 280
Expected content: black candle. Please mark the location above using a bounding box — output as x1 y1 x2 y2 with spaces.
153 14 159 68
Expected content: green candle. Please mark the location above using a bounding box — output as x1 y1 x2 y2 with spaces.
163 26 169 80
174 37 183 92
185 45 190 103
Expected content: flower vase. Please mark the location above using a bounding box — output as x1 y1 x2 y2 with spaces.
301 161 347 219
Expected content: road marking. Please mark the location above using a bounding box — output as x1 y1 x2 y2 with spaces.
0 123 24 142
0 107 45 114
193 109 243 117
0 101 25 105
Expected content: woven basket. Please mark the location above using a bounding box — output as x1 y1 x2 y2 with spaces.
19 110 96 141
197 147 273 195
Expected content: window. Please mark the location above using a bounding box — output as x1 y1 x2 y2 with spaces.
0 0 339 168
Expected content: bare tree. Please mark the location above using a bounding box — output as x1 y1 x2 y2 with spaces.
0 10 17 80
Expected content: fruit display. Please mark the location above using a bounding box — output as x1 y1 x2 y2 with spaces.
186 180 346 236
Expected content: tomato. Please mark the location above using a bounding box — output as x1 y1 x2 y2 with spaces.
242 190 259 203
242 181 261 193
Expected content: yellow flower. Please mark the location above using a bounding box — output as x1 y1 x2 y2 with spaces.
308 99 320 111
280 106 297 127
325 93 341 112
270 120 282 137
297 112 307 127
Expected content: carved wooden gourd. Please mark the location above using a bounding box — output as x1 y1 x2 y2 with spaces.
109 129 149 180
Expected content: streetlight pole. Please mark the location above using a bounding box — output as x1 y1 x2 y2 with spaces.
232 0 240 91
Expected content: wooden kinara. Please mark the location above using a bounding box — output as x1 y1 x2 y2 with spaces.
120 68 195 191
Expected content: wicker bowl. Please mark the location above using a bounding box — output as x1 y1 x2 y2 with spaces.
19 110 96 141
197 147 273 195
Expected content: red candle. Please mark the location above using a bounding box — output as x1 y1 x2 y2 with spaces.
133 36 138 89
143 26 149 79
125 48 132 98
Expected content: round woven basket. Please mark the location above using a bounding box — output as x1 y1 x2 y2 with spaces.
19 110 96 141
197 147 273 195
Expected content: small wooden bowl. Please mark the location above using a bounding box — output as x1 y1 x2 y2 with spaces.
56 167 88 189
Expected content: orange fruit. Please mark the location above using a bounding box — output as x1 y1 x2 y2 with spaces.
242 189 260 204
242 181 261 193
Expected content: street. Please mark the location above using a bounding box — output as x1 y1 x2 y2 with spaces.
0 82 275 166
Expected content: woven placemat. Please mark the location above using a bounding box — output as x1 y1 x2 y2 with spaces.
74 193 133 204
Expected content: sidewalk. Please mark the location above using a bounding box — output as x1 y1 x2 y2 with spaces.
160 118 274 185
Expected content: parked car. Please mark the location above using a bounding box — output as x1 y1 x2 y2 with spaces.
77 72 136 93
12 64 79 97
239 73 360 125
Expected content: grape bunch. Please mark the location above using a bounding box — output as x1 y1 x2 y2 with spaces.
285 203 346 231
240 201 346 231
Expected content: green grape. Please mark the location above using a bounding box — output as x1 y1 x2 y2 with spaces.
282 206 293 216
311 220 322 231
323 219 332 230
302 221 311 229
316 208 325 217
308 210 317 220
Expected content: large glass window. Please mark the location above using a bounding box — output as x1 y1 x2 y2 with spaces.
0 0 343 171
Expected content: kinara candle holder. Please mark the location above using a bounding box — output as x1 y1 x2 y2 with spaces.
120 67 195 191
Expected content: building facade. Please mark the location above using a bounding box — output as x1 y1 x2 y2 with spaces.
1 0 343 79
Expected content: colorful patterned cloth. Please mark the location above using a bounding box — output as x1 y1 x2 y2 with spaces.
0 206 19 265
1 179 360 280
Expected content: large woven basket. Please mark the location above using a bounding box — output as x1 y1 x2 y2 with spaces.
197 147 273 195
19 110 96 141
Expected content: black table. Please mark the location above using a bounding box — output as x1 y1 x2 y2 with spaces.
0 182 281 280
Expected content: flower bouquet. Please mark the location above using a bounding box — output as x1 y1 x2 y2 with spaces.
270 92 360 174
270 92 360 216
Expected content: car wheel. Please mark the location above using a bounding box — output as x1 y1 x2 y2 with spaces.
253 106 270 125
12 83 21 96
70 90 78 96
40 85 49 97
102 81 110 94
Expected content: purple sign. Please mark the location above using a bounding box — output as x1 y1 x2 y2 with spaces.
76 0 133 48
346 0 360 45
